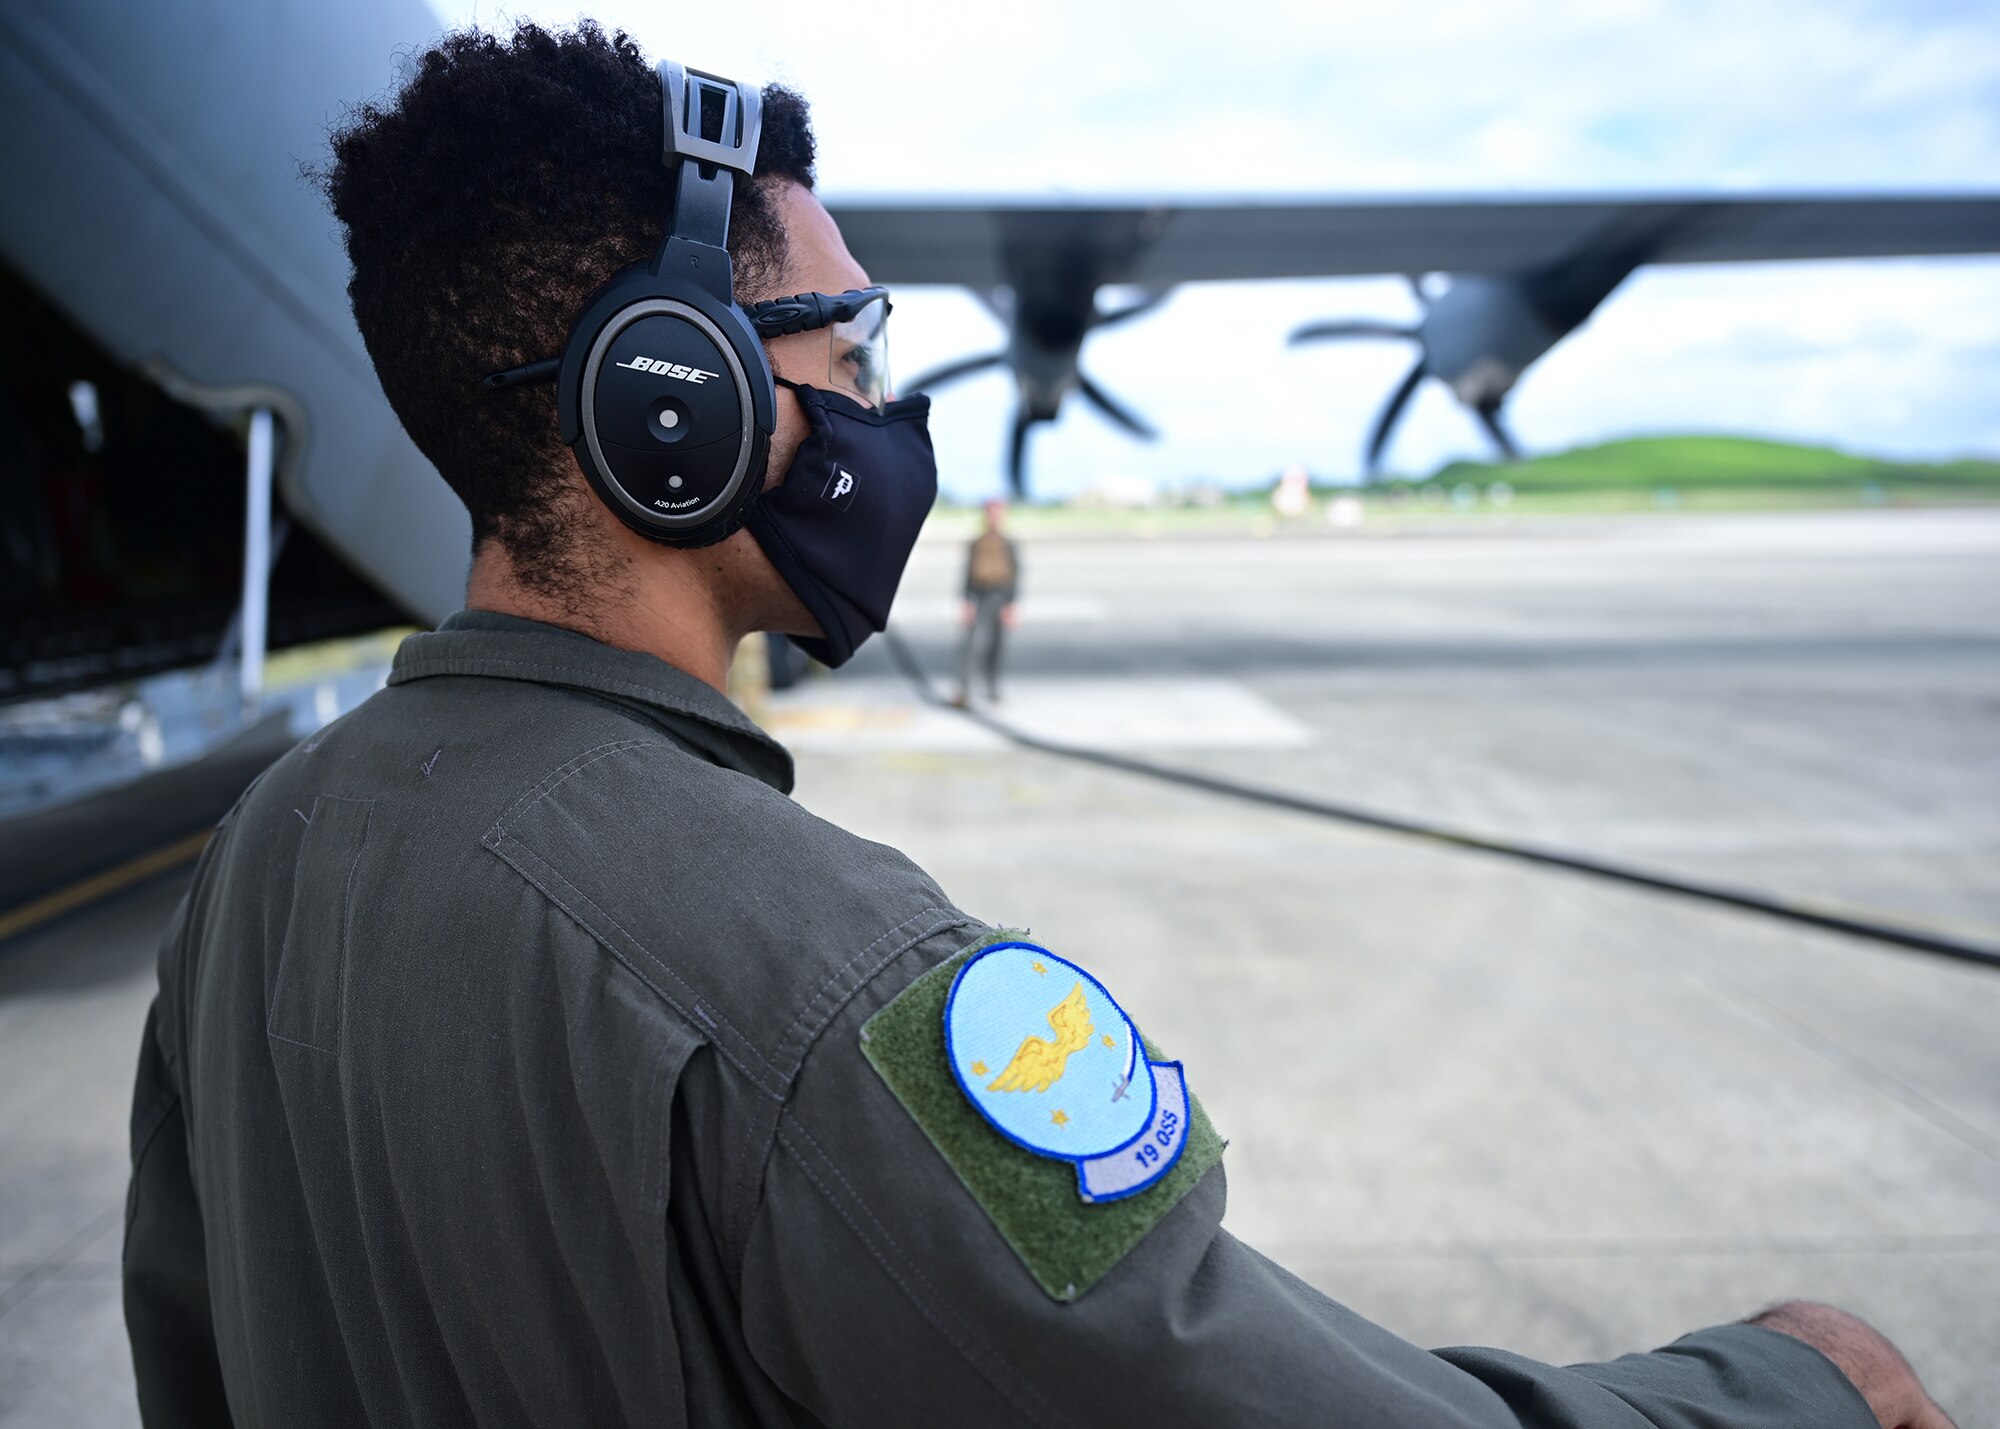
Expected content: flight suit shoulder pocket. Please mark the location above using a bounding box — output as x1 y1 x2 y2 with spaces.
268 794 373 1059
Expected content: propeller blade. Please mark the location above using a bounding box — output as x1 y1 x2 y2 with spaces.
1093 288 1173 330
1007 408 1034 498
1365 359 1428 475
1290 319 1420 346
1076 373 1157 440
1473 400 1521 462
905 351 1006 394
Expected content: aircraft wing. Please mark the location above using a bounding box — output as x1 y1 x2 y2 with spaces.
826 195 2000 287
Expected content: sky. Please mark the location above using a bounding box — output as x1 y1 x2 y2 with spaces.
432 0 2000 500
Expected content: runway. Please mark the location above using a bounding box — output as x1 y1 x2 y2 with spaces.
4 508 1998 1421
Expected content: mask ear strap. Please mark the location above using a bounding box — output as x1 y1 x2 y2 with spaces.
774 376 805 392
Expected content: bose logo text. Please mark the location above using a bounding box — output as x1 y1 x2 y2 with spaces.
616 356 716 383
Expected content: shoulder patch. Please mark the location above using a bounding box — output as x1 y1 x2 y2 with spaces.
946 942 1192 1202
862 935 1224 1301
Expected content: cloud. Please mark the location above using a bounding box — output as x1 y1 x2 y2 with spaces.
434 0 2000 495
443 0 2000 191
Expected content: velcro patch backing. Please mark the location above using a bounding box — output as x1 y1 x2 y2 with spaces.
861 936 1224 1301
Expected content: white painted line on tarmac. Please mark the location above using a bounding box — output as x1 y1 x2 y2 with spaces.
763 677 1313 754
987 678 1315 751
761 686 1005 752
883 595 1110 625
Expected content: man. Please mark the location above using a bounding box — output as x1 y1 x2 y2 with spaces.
953 498 1019 707
123 22 1953 1428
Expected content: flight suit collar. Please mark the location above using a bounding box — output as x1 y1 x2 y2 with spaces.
387 610 795 794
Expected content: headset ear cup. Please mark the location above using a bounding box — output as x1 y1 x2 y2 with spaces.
570 419 770 549
562 278 775 549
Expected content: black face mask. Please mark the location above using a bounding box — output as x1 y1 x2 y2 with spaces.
747 382 938 668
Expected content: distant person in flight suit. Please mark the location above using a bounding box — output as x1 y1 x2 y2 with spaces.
121 21 1956 1429
953 498 1018 708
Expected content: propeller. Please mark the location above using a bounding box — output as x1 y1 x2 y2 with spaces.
1291 311 1431 478
904 351 1006 390
1292 272 1552 476
1471 400 1520 461
1363 360 1427 474
904 350 1006 396
1092 287 1173 330
903 346 1036 494
1076 373 1156 440
1007 410 1034 497
903 288 1169 497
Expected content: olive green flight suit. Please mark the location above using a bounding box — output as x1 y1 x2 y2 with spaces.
124 611 1873 1428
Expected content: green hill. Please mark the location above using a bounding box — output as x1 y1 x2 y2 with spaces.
1424 435 2000 494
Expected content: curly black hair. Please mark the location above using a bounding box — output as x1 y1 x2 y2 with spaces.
318 21 816 602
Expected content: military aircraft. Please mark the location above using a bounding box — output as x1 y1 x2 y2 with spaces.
828 196 2000 492
4 0 1999 670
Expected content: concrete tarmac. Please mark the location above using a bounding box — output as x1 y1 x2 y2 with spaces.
4 509 1997 1421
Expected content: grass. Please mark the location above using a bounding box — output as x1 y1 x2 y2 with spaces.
925 435 2000 537
1425 434 2000 495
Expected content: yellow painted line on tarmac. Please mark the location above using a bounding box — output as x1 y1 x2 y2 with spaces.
763 705 916 733
261 626 416 689
0 829 212 946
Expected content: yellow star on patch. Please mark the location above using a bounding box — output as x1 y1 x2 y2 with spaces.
970 1060 988 1077
1031 960 1048 976
1101 1034 1115 1049
1050 1109 1069 1126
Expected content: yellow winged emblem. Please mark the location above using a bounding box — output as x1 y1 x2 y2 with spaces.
986 982 1095 1094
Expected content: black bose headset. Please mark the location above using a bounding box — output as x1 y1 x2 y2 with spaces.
483 61 886 550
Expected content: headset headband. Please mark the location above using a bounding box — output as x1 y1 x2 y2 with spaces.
654 62 762 280
484 62 763 392
660 62 762 175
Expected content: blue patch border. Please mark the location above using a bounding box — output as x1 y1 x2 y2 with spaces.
1079 1059 1190 1204
944 940 1160 1169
